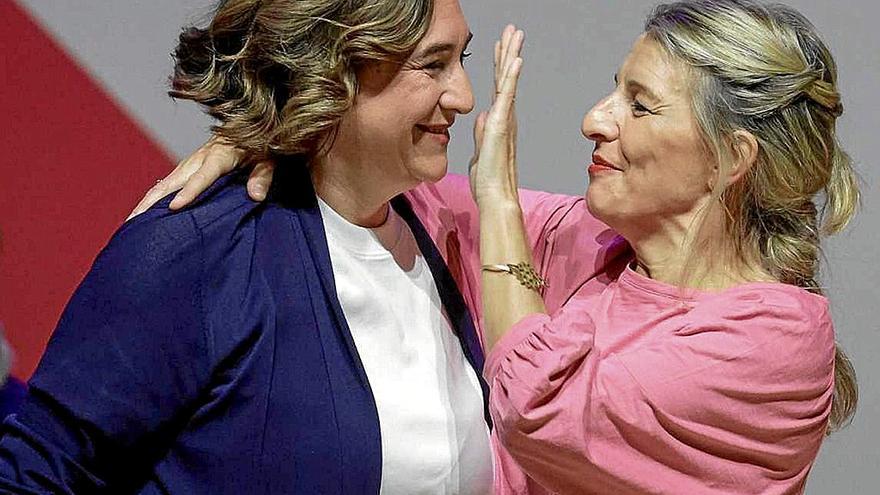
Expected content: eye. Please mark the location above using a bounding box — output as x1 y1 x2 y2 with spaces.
422 60 447 72
631 100 653 116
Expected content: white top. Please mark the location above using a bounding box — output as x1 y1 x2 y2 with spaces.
318 197 493 495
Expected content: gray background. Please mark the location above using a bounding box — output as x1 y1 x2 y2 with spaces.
18 0 878 491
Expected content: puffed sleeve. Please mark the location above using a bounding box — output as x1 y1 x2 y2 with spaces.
484 289 834 494
0 208 213 493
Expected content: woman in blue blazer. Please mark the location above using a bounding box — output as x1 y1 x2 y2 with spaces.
0 0 509 492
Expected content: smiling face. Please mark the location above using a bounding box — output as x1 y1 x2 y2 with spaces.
328 0 474 187
582 34 715 238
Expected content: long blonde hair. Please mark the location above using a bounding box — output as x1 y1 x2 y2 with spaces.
169 0 434 162
645 0 858 432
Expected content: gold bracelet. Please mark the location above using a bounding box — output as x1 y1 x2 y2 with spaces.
481 262 547 291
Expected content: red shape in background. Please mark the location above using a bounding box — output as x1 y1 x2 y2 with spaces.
1 0 175 379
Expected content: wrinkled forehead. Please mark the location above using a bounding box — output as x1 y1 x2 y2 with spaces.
415 0 469 48
619 34 695 100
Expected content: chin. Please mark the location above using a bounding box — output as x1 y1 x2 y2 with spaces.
587 186 633 233
410 156 449 184
586 186 611 222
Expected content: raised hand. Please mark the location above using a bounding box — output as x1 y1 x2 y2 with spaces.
127 137 275 220
469 25 524 206
472 26 543 348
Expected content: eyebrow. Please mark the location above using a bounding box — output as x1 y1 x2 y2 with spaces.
614 73 663 104
415 32 474 59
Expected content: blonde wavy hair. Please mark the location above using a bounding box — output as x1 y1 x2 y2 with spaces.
645 0 858 432
170 0 434 162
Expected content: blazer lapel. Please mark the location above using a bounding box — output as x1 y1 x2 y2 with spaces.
269 161 382 494
272 161 373 387
391 195 493 428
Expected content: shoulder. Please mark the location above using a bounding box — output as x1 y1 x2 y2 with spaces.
612 281 835 390
125 170 260 244
609 283 833 432
58 174 261 319
614 284 834 469
691 283 832 345
23 179 267 404
34 172 303 389
116 171 291 278
625 283 835 395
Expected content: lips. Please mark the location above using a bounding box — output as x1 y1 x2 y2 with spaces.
591 153 621 171
417 124 451 135
416 124 451 145
588 152 623 176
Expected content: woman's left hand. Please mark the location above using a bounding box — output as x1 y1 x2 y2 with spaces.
469 25 524 207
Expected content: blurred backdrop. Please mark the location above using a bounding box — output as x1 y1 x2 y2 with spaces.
1 0 877 491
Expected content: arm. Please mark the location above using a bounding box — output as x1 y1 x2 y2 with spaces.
468 26 545 348
0 210 212 492
467 26 629 347
485 291 834 494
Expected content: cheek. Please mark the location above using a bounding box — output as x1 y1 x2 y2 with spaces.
397 77 441 113
361 81 438 130
352 104 415 149
664 143 714 195
623 124 709 182
618 123 653 172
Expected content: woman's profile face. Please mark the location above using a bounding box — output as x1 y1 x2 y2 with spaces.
581 35 715 235
328 0 474 188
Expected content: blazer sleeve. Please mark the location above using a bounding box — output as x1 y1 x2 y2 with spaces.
484 291 834 494
0 209 213 494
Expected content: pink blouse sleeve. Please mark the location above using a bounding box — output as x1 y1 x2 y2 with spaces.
484 290 835 494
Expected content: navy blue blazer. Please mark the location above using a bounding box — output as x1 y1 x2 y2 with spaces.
0 378 26 422
0 164 489 494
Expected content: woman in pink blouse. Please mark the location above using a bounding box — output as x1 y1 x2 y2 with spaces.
471 1 859 493
138 1 858 493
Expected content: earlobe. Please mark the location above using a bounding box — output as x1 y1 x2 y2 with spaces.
728 130 759 185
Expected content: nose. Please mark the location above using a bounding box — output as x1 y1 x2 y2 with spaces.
440 63 475 115
581 94 618 143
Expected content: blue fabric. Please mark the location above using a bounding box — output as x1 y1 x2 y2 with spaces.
0 378 26 423
0 163 488 494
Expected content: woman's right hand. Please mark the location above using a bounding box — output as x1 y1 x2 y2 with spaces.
127 137 276 220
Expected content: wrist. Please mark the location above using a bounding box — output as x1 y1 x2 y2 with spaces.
476 194 521 214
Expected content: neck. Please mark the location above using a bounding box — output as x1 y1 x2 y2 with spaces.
311 153 413 228
623 205 773 290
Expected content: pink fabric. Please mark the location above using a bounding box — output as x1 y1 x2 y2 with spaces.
406 174 834 494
